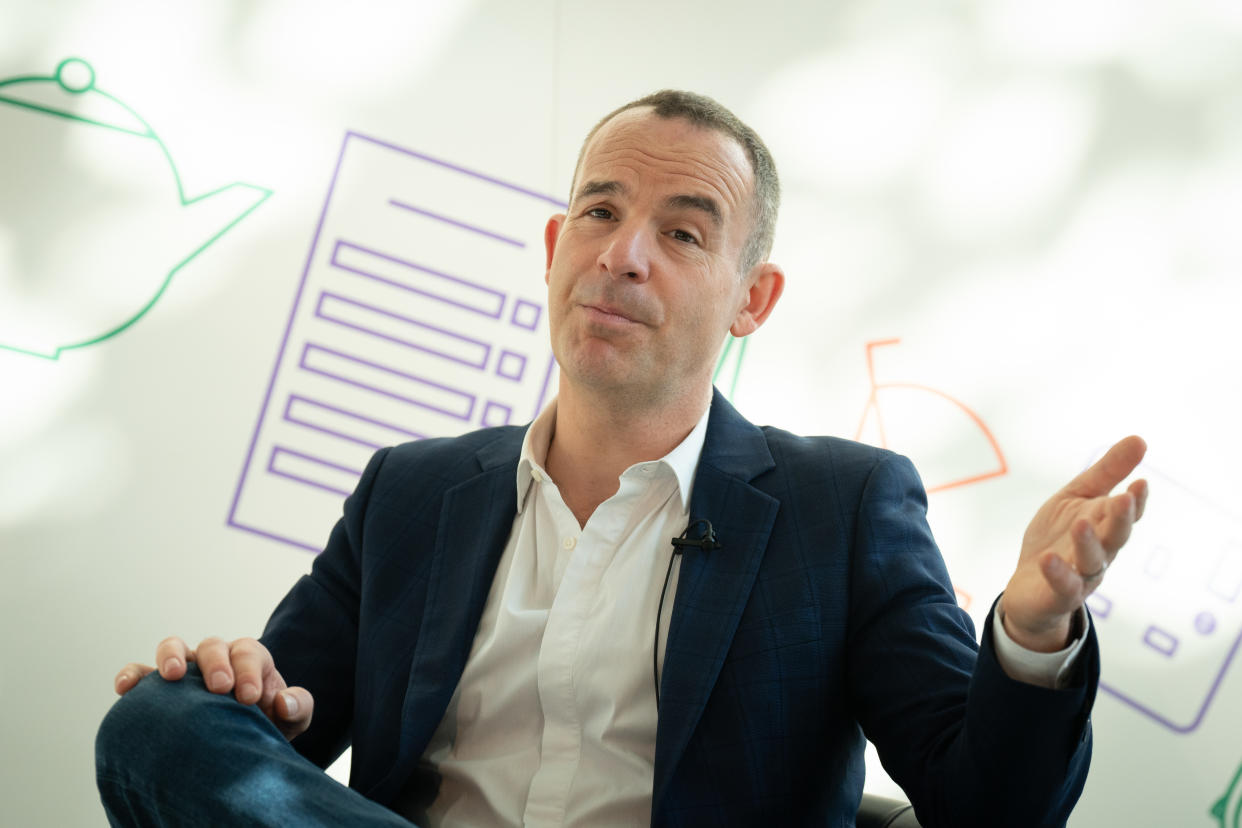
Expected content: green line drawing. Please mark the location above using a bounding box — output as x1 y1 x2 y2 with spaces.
1211 758 1242 827
713 335 748 400
0 57 271 359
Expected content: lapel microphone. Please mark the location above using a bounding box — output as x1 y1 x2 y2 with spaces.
656 518 721 711
670 518 722 553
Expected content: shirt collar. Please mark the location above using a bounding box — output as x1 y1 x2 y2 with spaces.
515 397 712 514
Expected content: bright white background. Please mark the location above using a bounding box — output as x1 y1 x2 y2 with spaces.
2 1 1241 825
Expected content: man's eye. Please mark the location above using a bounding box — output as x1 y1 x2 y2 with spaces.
671 229 698 244
587 207 613 219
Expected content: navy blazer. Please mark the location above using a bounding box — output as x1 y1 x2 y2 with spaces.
261 390 1096 827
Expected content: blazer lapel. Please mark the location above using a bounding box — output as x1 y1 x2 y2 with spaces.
371 431 522 803
652 391 780 813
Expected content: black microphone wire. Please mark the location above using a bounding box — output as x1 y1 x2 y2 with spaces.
654 519 720 711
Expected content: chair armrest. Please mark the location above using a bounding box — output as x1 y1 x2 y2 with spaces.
857 792 922 828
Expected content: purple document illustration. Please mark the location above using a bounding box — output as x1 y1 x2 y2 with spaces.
229 132 564 552
1085 460 1242 732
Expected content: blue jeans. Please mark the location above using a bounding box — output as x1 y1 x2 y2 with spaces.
95 665 415 827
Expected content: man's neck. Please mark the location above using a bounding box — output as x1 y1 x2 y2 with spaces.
544 381 712 527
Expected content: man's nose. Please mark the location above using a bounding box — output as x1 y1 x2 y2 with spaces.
597 222 651 283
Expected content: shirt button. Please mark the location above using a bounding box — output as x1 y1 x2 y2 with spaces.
562 536 576 550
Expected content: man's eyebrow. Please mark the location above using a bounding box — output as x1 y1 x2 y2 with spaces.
664 194 722 228
574 179 626 203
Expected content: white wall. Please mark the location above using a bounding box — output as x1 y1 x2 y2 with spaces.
3 1 1241 824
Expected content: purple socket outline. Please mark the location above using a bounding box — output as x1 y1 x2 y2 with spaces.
1143 625 1179 657
511 299 542 331
283 393 425 450
331 239 507 319
267 445 363 499
299 341 476 421
389 198 526 248
315 290 491 369
1086 592 1113 619
481 400 513 427
496 350 527 381
228 131 566 554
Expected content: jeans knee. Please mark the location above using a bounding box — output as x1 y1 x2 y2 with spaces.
96 666 214 779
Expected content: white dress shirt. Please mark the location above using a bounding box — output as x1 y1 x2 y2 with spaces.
415 399 1086 827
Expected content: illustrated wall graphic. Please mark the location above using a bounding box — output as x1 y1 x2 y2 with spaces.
853 337 1008 493
229 133 566 552
0 57 270 359
1086 460 1242 733
713 335 747 399
1212 758 1242 827
852 337 1005 611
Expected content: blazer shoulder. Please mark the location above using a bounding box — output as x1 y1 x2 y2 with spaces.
373 425 526 489
758 426 897 474
750 427 930 511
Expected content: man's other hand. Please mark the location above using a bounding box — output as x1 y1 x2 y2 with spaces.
1002 435 1149 652
113 636 314 740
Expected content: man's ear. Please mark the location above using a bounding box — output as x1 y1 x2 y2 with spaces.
544 214 565 283
730 262 785 337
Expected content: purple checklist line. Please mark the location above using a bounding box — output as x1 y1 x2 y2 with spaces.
331 239 505 319
314 290 491 369
389 199 526 248
283 393 425 450
358 132 567 207
267 445 362 499
299 342 475 421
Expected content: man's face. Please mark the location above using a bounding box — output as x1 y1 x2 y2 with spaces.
544 108 764 408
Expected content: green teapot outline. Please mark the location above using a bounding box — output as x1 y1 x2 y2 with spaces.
1212 759 1242 827
0 57 272 360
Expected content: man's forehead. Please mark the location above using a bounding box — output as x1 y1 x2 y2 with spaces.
582 107 745 167
573 109 753 206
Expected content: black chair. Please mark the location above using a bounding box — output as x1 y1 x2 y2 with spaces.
857 792 922 828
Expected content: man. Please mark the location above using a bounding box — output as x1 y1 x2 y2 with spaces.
98 90 1148 826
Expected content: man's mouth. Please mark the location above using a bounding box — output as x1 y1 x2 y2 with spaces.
583 303 642 325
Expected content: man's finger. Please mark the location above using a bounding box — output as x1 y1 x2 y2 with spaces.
154 637 189 680
1070 519 1109 587
115 663 155 695
1039 553 1082 600
1129 478 1149 523
273 686 315 740
1066 435 1146 499
1090 491 1138 554
229 638 271 706
195 637 235 694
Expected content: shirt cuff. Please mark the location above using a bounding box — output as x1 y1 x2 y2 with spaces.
992 599 1089 689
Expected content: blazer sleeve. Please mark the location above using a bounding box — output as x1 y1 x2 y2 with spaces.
257 446 392 769
845 451 1095 827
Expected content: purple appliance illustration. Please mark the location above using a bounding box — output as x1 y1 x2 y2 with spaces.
1086 460 1242 733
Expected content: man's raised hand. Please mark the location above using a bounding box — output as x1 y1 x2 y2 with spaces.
113 636 314 740
1001 435 1149 652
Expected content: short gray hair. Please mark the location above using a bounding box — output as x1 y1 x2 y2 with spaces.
572 90 780 274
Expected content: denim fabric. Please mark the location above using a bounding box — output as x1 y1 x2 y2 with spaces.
95 665 414 827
